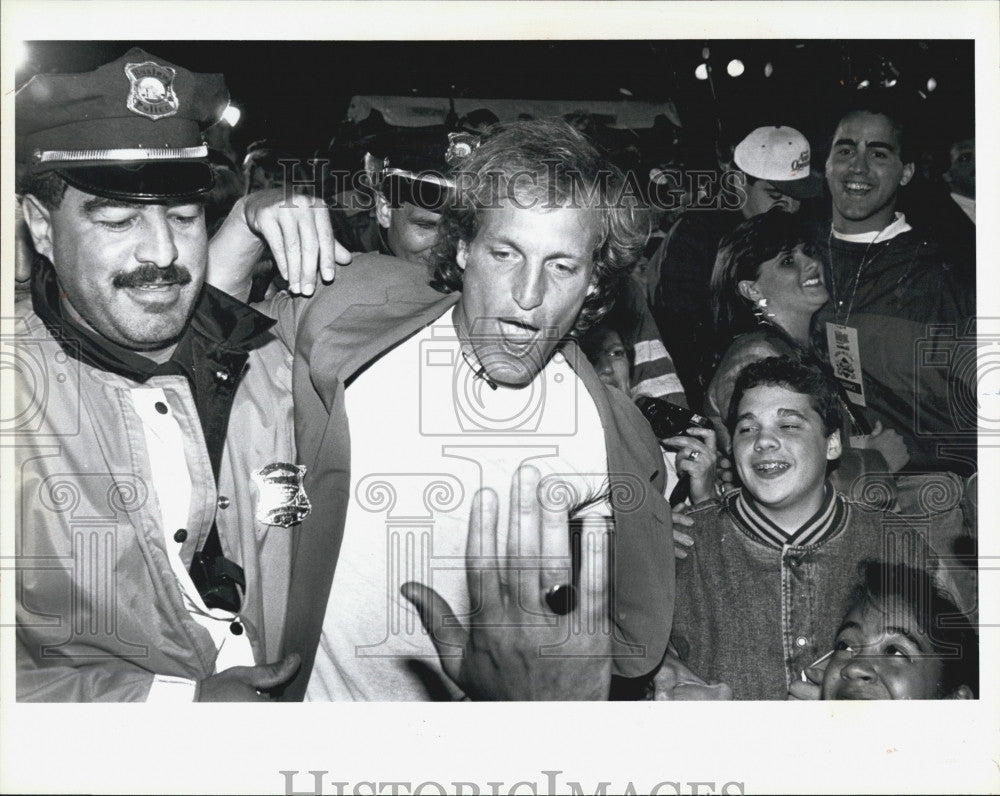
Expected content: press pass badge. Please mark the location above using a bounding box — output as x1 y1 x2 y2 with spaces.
251 462 311 527
825 322 866 407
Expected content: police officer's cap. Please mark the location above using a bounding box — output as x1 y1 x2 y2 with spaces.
365 127 474 212
16 48 229 203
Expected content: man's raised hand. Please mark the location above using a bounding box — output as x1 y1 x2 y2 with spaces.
401 465 614 700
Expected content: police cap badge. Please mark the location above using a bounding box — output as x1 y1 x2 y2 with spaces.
16 47 228 202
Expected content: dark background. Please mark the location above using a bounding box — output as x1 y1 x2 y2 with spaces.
18 39 974 160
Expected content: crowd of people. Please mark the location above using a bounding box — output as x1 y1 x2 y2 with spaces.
13 47 978 703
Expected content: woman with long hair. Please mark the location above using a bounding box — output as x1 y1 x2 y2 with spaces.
705 208 909 479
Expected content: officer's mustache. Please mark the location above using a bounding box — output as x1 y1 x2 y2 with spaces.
113 264 193 289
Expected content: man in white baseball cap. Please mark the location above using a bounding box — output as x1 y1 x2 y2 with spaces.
648 124 821 407
732 125 824 215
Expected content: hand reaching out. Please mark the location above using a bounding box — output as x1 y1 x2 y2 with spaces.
859 420 910 473
239 189 351 295
787 651 831 700
671 507 695 560
652 654 732 700
716 454 736 492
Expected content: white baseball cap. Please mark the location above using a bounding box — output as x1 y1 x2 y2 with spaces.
733 125 823 199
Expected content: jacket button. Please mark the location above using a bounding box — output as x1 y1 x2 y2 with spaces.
217 495 230 510
154 401 168 415
795 636 808 647
215 370 231 384
173 528 188 543
230 621 244 636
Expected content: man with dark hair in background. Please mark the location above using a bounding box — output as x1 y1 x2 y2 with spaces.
904 125 976 285
327 127 458 271
944 135 975 223
819 97 975 482
817 96 976 584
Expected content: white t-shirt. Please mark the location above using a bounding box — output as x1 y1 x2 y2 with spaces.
306 309 611 700
831 211 911 243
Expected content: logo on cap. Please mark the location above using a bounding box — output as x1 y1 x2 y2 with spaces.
790 149 810 174
125 60 179 120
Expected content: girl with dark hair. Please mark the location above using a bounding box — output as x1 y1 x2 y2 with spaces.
821 560 977 700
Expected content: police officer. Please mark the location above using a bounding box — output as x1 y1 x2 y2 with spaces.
14 48 304 701
208 125 464 299
330 126 463 269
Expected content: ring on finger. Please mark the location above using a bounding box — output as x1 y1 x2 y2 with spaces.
687 449 700 461
544 583 578 616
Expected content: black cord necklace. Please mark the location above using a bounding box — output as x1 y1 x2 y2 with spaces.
827 227 886 326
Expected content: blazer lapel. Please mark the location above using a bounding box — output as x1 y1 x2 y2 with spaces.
280 285 457 700
564 340 674 678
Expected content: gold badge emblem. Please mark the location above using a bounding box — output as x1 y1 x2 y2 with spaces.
251 462 311 528
125 60 179 120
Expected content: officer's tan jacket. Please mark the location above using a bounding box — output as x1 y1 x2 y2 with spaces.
14 301 297 701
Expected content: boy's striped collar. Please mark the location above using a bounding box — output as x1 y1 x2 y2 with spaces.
730 482 846 550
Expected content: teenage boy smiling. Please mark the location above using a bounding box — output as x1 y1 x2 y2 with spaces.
664 357 963 700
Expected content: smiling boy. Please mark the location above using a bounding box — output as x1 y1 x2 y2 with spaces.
668 356 962 699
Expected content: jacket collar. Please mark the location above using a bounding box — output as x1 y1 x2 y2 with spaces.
304 287 459 411
730 482 845 549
